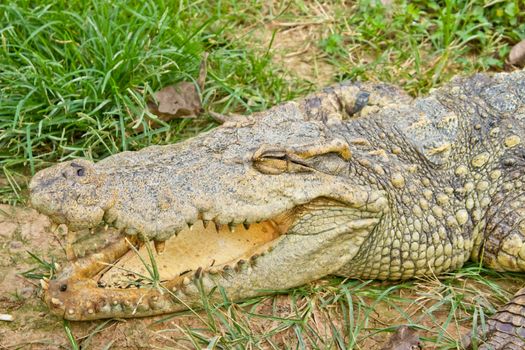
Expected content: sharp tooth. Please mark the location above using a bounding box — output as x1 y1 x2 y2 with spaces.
194 267 203 278
104 224 109 231
189 223 194 231
153 240 165 254
214 222 221 232
235 259 247 272
228 223 235 233
243 222 251 230
203 220 210 229
97 281 107 288
100 304 111 313
40 279 49 290
250 254 260 265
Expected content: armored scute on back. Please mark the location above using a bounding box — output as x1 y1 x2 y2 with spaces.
30 71 525 349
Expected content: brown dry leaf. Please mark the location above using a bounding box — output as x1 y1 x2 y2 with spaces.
146 53 208 126
380 325 421 350
508 39 525 68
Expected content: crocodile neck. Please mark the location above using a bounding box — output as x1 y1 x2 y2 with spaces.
331 86 523 279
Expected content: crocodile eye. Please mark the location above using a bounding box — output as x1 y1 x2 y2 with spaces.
253 148 312 175
59 284 67 292
76 168 85 177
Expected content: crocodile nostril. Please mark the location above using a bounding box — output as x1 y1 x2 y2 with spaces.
62 172 67 179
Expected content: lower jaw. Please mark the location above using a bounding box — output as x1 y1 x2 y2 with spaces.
43 218 288 320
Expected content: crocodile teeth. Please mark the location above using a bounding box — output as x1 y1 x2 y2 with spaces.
243 222 251 230
250 254 260 266
154 240 165 254
40 278 49 290
235 259 247 272
214 222 221 232
50 297 62 306
194 267 203 278
97 281 107 288
228 223 236 233
203 220 210 229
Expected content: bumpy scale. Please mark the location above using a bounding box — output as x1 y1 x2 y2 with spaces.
30 71 525 349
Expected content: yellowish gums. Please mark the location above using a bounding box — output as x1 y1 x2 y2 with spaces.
98 220 282 288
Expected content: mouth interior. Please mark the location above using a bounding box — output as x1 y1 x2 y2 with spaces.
96 219 288 288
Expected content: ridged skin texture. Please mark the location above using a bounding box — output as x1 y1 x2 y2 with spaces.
30 71 525 348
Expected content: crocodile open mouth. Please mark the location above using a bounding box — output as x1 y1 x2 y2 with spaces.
43 215 294 320
96 219 290 289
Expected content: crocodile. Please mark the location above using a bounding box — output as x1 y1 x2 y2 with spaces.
30 70 525 349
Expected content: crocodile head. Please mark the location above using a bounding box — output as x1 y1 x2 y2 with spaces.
30 89 391 320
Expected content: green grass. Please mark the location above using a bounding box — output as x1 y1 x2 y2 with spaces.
1 0 523 203
2 0 525 348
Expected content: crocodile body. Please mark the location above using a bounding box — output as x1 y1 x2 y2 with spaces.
30 71 525 349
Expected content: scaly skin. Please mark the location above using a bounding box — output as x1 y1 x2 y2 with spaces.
30 71 525 348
